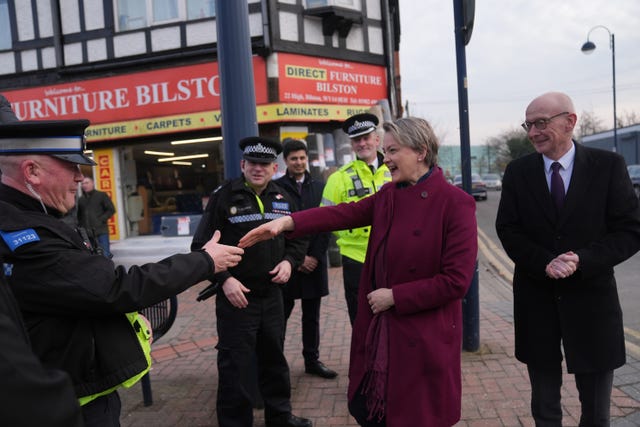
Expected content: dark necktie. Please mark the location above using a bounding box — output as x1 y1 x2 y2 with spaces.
369 164 375 174
296 180 303 195
550 162 565 210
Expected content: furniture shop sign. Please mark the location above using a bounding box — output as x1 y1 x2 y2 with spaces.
2 57 267 125
278 53 387 106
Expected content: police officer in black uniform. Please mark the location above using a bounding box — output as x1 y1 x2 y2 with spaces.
0 119 243 427
191 136 311 427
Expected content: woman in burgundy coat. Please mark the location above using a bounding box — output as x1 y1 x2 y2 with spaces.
240 117 478 426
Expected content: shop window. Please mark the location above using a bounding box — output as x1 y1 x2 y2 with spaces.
153 0 179 22
117 0 147 30
187 0 215 19
116 0 215 31
0 0 11 50
305 0 357 9
128 139 223 235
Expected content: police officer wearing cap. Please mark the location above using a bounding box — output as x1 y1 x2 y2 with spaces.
0 119 244 426
191 136 310 427
1 101 83 427
321 113 391 325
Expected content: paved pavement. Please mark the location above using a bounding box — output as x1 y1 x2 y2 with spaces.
115 235 640 427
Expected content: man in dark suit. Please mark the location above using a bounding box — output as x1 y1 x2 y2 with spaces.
496 91 640 427
275 138 337 379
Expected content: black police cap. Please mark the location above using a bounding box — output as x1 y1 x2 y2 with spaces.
0 119 96 165
342 113 379 138
239 136 282 163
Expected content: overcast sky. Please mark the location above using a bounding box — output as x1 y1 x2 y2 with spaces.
399 0 640 145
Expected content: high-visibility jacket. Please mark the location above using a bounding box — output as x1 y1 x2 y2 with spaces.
321 153 391 263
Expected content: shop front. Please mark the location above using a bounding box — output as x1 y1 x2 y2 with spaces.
3 52 387 241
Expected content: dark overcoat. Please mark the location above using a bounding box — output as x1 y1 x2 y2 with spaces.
289 167 478 426
275 171 329 299
496 143 640 373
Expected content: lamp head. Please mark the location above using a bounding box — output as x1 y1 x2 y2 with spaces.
581 40 596 54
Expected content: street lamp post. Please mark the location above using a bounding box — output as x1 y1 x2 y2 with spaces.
581 25 617 153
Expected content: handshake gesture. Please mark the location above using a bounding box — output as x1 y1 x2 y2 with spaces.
238 216 295 248
202 230 244 272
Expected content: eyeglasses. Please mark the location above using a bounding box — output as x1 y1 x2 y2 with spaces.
521 112 569 132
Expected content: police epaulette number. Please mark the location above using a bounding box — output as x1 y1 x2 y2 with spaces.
0 229 40 252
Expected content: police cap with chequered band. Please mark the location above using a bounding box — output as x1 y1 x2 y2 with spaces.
0 119 96 165
239 136 282 164
342 113 379 139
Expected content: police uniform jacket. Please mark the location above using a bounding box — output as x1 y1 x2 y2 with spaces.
0 183 217 399
321 151 391 263
192 177 306 292
275 171 329 299
0 265 83 427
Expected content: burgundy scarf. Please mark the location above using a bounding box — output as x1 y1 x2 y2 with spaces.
360 311 389 422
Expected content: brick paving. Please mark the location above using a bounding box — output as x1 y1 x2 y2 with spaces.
118 255 640 426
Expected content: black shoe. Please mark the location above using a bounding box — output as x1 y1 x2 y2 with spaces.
266 413 312 427
305 361 338 379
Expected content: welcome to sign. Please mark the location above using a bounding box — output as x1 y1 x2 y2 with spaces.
2 58 268 124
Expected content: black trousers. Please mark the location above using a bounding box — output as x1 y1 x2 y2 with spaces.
283 296 321 364
342 256 364 326
216 287 292 427
527 365 613 427
81 391 121 427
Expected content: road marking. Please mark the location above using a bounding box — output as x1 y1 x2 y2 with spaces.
477 227 513 283
478 227 514 270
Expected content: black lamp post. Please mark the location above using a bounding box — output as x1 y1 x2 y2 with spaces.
581 25 617 153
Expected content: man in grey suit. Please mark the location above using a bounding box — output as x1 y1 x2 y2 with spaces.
496 91 640 427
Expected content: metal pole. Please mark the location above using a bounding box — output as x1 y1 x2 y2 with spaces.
215 0 263 407
453 0 479 352
611 33 618 153
216 0 259 180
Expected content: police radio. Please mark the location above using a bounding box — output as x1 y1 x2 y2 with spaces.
76 227 106 257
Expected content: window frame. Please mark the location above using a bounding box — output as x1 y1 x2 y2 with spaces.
115 0 216 32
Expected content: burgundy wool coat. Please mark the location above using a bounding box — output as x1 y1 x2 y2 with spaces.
289 167 478 426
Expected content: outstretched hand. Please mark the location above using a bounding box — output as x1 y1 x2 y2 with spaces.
238 216 294 248
202 230 244 273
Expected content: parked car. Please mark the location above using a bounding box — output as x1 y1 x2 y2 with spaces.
482 173 502 190
627 165 640 198
453 174 488 201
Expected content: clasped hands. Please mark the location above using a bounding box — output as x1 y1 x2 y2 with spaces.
545 251 579 279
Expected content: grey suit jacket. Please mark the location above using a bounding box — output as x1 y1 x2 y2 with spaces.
496 142 640 373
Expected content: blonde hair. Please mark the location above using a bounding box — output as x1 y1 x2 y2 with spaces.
382 117 439 167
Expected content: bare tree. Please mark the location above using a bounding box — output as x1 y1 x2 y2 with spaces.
576 110 605 140
489 128 534 172
619 111 640 128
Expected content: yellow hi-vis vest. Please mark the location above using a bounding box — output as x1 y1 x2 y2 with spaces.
321 159 391 263
78 312 152 406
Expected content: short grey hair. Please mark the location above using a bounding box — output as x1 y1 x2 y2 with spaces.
382 117 439 167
